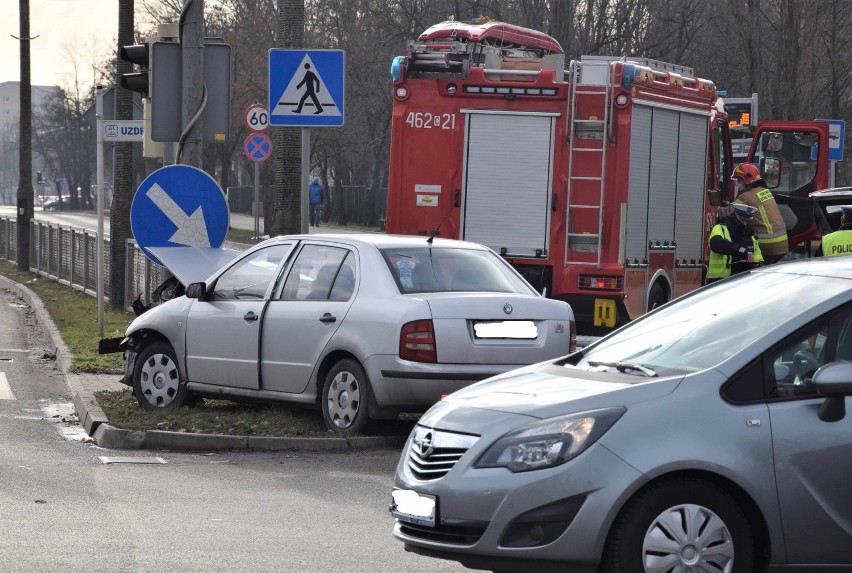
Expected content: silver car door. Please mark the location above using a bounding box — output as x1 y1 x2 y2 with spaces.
766 310 852 564
260 245 356 394
184 243 294 389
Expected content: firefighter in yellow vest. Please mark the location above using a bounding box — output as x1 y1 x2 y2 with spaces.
731 162 789 264
816 206 852 257
707 203 764 284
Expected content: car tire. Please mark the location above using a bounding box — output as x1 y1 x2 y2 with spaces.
321 358 370 435
602 477 754 573
132 341 191 410
647 282 667 312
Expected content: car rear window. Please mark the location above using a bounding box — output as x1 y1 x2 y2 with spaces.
380 247 536 295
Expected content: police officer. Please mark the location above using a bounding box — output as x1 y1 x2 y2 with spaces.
731 163 789 264
707 203 764 284
816 206 852 257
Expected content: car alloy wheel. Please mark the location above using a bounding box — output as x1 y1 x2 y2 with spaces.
322 358 370 434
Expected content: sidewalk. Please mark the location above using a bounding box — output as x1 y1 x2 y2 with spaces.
0 274 401 453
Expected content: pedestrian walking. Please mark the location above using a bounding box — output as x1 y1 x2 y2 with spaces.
309 178 325 227
706 203 764 284
816 206 852 257
730 162 789 264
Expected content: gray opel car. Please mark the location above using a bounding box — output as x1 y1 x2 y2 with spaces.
107 234 575 434
391 257 852 573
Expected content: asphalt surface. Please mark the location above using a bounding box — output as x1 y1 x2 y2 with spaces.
0 273 403 453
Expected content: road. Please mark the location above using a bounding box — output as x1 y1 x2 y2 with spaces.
0 286 466 573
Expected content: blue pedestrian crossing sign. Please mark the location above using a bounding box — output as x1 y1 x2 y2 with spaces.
131 165 230 264
268 49 345 127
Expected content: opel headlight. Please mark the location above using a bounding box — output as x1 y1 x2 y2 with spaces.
475 407 625 472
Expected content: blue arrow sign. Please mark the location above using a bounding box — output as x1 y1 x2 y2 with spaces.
268 49 345 127
131 165 229 263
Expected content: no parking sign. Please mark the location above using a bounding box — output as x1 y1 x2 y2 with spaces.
244 132 273 163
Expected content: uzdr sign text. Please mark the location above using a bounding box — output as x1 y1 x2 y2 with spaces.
102 120 145 142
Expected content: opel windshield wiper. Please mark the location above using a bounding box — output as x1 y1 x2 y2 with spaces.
587 361 658 377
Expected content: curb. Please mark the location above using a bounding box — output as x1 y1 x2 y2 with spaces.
1 273 405 453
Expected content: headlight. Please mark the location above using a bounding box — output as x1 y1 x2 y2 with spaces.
475 407 625 472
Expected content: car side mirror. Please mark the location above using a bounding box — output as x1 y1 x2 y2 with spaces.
759 157 781 190
812 361 852 422
185 282 208 300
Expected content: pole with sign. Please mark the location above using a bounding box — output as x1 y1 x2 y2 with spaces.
268 49 345 232
96 86 105 338
244 103 271 238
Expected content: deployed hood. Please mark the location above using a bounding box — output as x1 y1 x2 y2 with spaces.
429 361 682 422
148 246 240 286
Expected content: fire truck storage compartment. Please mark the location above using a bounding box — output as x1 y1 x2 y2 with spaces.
625 103 708 270
460 110 557 258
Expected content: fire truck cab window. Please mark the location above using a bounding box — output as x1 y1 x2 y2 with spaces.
753 131 819 197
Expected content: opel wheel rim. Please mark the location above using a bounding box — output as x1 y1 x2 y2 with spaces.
642 503 735 573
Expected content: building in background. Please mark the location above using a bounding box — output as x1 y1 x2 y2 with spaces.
0 81 59 204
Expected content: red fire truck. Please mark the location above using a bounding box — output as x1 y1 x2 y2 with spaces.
386 19 832 332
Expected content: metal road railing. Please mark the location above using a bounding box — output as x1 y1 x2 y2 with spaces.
0 215 167 312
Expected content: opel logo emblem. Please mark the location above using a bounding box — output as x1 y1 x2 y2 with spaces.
415 431 435 457
503 303 513 315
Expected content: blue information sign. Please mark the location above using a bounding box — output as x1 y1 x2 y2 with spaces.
131 165 230 263
268 49 345 127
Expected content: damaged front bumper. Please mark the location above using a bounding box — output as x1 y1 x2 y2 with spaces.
97 336 136 387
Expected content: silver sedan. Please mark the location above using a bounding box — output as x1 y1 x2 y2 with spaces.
391 257 852 572
114 234 575 434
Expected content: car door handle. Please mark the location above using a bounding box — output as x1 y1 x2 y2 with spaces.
243 311 259 322
320 313 337 324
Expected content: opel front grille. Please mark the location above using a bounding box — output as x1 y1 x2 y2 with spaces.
407 427 479 481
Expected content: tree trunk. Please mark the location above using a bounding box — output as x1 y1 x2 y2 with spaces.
272 0 304 236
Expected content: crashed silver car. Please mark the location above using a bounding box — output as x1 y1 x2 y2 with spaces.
103 234 576 433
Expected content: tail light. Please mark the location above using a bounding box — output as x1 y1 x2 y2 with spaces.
400 319 437 363
570 319 577 353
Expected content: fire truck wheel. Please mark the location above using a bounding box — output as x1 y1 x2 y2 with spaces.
647 283 668 312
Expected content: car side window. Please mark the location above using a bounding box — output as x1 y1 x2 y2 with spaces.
279 245 351 301
766 308 852 400
211 244 292 300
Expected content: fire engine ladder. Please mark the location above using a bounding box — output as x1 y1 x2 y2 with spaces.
564 59 612 268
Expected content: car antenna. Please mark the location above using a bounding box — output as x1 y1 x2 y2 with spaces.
427 200 455 245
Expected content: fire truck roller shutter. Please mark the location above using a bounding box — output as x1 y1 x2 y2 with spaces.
460 111 557 258
625 103 710 267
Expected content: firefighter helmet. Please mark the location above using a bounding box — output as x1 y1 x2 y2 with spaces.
732 163 763 186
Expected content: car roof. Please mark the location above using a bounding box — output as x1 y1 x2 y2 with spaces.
259 233 490 251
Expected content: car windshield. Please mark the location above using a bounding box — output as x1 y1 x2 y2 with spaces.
573 272 849 376
381 247 536 295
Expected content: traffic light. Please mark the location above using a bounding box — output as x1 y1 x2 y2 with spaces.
119 43 150 96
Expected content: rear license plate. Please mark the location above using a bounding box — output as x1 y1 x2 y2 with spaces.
474 320 537 339
391 489 437 527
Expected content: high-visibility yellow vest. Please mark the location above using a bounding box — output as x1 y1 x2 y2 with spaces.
821 229 852 257
707 224 763 279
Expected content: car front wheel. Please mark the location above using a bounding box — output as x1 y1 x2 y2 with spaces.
602 477 754 573
321 358 370 434
132 341 190 409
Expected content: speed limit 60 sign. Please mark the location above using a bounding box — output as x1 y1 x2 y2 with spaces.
244 103 269 132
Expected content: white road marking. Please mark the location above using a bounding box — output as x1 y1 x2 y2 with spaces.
0 372 15 400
